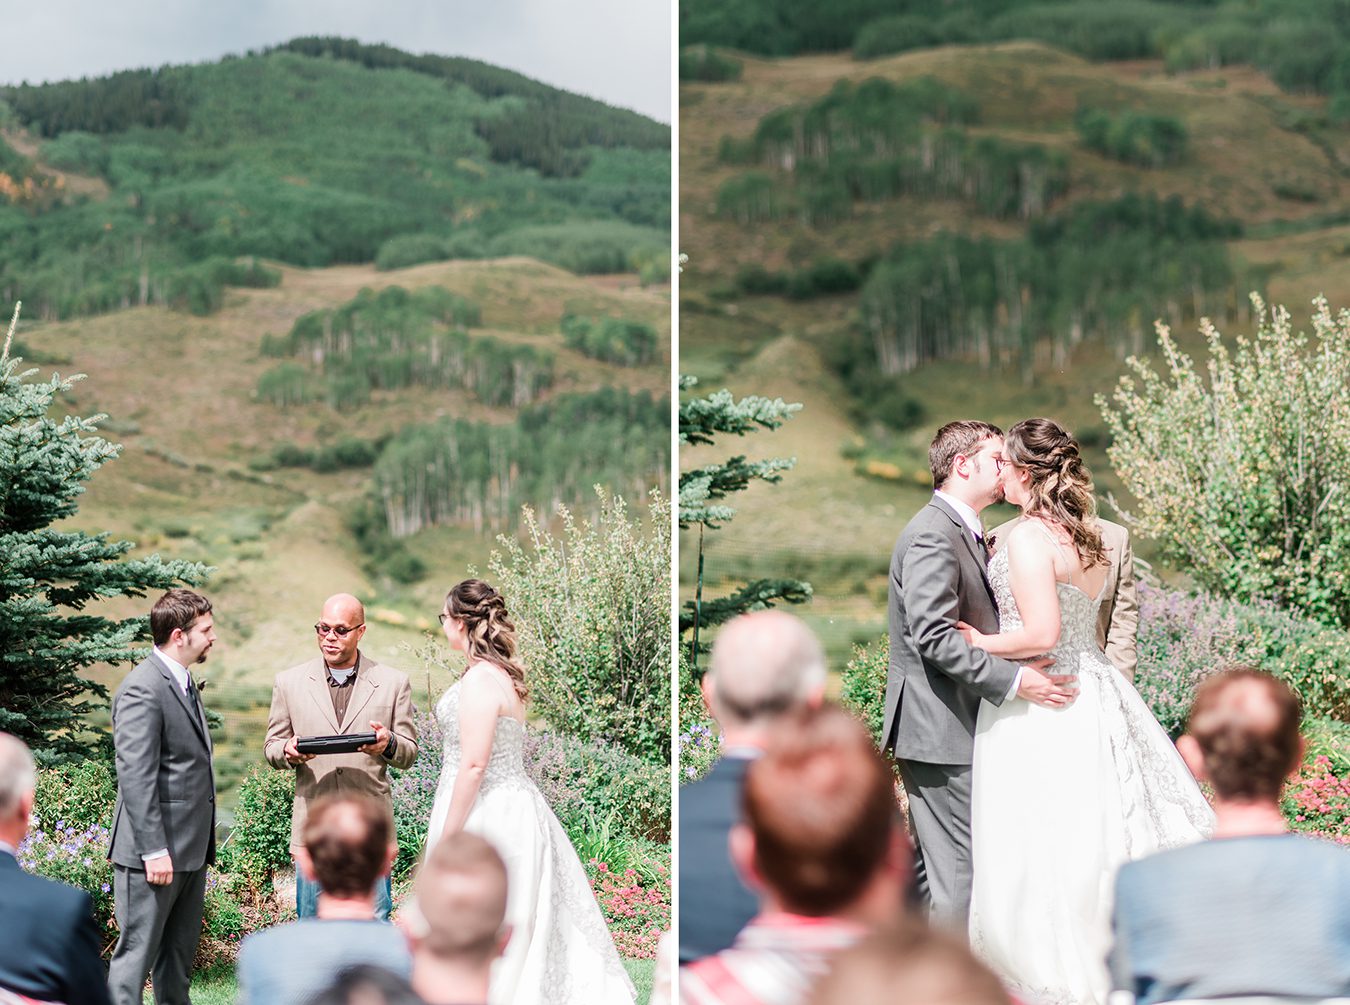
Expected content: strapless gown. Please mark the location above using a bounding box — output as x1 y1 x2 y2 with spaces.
426 682 635 1005
969 548 1214 1005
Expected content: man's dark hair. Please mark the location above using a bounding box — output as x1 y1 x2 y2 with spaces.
1187 666 1303 802
929 420 1003 489
305 964 424 1005
150 588 213 646
303 793 391 898
743 703 901 916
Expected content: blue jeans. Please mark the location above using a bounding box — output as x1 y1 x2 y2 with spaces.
296 869 392 921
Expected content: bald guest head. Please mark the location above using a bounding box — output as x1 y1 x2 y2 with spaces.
411 832 509 964
706 611 827 734
0 733 37 845
1179 666 1304 803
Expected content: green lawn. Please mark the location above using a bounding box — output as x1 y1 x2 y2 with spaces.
155 957 658 1004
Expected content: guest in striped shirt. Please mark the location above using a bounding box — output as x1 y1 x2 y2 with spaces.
680 704 910 1005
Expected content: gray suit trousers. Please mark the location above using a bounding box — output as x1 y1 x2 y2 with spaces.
897 759 973 935
107 864 207 1005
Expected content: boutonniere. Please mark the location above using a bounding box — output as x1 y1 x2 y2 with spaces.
197 679 209 694
985 533 998 555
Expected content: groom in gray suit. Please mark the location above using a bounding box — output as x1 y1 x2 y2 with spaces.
885 421 1077 930
107 589 217 1005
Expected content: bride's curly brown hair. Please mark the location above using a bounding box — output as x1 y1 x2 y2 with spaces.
444 579 529 701
1004 418 1107 569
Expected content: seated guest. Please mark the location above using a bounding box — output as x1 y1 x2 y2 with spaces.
401 832 510 1005
305 965 426 1005
807 920 1012 1005
1109 666 1350 1005
680 704 909 1005
237 793 409 1005
679 611 827 964
0 733 112 1005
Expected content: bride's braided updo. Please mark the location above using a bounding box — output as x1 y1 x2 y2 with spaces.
1004 418 1107 569
445 579 529 701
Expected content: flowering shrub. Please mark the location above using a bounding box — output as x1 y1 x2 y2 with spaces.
18 819 116 954
1136 582 1350 735
487 488 672 763
390 706 444 879
1282 755 1350 844
678 647 720 783
587 857 670 959
680 723 719 783
1100 294 1350 630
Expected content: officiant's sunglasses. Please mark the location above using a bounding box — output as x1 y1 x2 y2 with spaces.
314 622 364 637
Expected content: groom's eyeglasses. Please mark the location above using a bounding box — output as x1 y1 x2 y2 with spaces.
314 623 364 638
993 456 1009 473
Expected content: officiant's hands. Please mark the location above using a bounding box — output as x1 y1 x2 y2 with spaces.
357 720 392 757
283 736 316 764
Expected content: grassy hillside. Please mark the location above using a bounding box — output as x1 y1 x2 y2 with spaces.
18 256 669 813
679 41 1350 667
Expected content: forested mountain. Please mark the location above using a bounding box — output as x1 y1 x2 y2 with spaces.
3 42 671 798
0 38 670 319
679 0 1350 661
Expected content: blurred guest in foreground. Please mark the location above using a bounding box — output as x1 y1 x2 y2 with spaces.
807 920 1012 1005
680 704 908 1005
678 610 827 964
0 732 112 1005
237 793 409 1005
402 831 510 1005
1108 666 1350 1005
305 965 426 1005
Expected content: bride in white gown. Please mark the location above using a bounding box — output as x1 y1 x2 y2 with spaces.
424 579 635 1005
959 419 1214 1005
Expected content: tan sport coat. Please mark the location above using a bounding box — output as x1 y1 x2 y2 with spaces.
989 515 1139 682
263 651 419 852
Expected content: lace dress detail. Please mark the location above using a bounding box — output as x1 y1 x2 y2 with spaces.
969 548 1214 1005
426 683 635 1005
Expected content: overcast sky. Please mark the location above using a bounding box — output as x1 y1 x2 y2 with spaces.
0 0 672 123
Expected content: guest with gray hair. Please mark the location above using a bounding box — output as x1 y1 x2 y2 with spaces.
677 610 828 964
0 732 112 1005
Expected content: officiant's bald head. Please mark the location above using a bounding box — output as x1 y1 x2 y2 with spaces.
705 611 827 738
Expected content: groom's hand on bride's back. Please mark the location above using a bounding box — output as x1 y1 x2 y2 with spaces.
1017 658 1079 708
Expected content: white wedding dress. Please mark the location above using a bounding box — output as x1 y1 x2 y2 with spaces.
425 681 636 1005
969 546 1215 1005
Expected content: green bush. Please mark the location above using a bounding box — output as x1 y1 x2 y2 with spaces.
488 489 671 763
677 646 719 784
1075 107 1188 168
374 232 451 271
853 15 943 60
840 636 888 746
679 46 743 82
1101 296 1350 630
34 757 116 831
218 765 295 887
560 314 659 366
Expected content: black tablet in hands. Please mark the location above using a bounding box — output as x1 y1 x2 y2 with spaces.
295 732 377 754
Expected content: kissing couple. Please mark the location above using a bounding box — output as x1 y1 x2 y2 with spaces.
884 418 1215 1005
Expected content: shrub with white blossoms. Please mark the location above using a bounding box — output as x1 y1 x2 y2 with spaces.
1099 294 1350 629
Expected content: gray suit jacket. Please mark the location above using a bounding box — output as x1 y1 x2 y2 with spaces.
884 497 1020 765
109 653 216 871
990 515 1138 681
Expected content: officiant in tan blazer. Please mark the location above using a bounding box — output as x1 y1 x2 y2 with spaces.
989 514 1139 680
264 592 418 919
